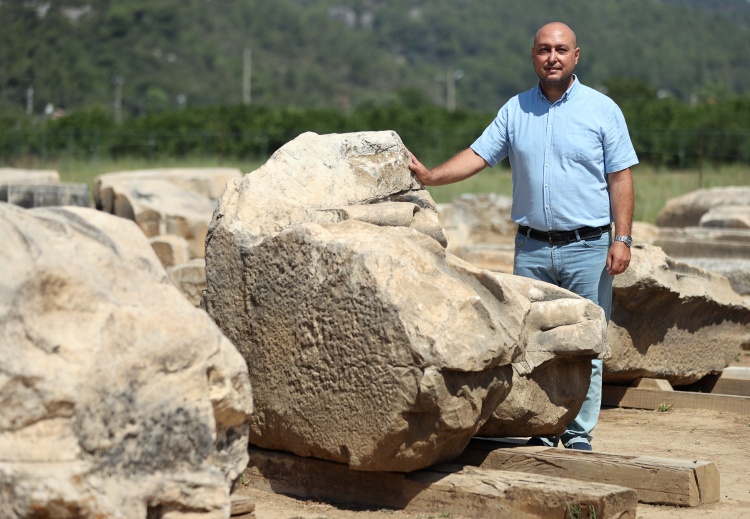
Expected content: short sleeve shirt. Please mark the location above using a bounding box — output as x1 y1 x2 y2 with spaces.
470 77 638 231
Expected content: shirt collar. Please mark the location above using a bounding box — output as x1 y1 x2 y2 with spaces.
536 75 580 104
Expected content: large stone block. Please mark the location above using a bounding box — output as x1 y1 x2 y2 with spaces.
0 204 253 518
203 131 608 472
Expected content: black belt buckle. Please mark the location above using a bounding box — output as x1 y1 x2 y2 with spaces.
519 224 609 245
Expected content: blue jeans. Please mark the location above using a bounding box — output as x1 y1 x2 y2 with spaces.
514 230 612 448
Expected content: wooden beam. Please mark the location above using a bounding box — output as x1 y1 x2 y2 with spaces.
230 494 255 517
241 446 637 519
679 367 750 397
454 439 719 506
603 384 750 414
632 377 674 391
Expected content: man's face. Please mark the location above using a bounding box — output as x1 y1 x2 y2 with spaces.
532 25 579 90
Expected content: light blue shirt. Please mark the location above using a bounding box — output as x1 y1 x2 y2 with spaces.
471 76 638 231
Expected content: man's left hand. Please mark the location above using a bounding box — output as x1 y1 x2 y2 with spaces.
606 242 631 275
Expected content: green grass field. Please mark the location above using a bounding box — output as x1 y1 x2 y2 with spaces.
13 156 750 224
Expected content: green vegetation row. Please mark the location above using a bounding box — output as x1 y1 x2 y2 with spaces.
3 87 750 169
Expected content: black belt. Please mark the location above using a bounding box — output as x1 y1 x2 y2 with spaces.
518 224 611 245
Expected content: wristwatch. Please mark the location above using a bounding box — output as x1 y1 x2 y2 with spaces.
614 235 633 248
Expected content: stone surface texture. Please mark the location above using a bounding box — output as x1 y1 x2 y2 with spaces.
203 131 608 472
0 204 253 518
606 244 750 385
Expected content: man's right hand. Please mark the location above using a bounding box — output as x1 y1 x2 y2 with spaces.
406 148 488 186
408 151 431 185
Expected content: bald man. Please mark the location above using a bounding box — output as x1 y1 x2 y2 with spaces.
409 22 637 451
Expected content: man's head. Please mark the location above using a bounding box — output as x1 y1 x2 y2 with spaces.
532 22 579 94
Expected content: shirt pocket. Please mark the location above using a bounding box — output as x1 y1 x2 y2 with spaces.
561 129 602 162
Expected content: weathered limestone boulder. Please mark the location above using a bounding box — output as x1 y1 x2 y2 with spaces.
168 258 207 307
203 131 608 472
605 244 750 385
656 186 750 228
94 168 243 259
0 203 253 518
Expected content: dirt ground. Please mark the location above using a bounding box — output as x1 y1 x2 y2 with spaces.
235 349 750 519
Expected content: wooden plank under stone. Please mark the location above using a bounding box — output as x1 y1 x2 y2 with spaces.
679 367 750 397
454 438 719 506
603 384 750 415
230 494 256 516
242 446 637 519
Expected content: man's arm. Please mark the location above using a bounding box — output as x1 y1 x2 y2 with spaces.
607 167 634 275
408 148 489 186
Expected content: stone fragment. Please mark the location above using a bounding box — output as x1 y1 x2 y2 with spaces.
151 233 191 268
478 276 606 437
0 167 60 185
3 183 90 208
675 257 750 299
699 205 750 229
605 244 750 385
436 193 515 273
653 227 750 259
0 204 252 517
439 193 515 249
656 186 750 228
93 168 242 258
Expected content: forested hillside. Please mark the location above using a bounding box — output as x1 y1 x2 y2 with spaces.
2 0 750 117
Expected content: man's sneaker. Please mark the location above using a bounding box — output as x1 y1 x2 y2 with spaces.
567 441 592 451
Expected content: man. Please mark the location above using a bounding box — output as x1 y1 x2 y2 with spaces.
408 22 637 451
